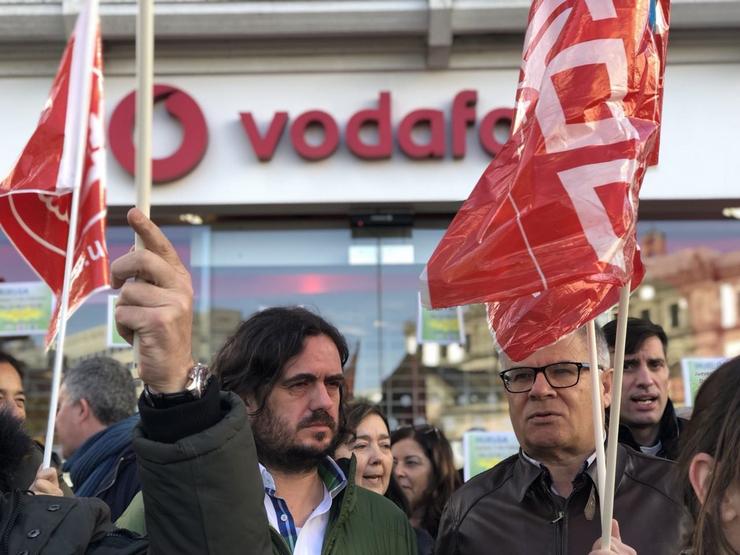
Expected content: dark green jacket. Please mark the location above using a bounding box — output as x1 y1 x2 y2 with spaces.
270 456 417 555
119 412 416 554
133 391 272 555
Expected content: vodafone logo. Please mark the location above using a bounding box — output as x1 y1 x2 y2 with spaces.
109 84 208 184
108 86 513 183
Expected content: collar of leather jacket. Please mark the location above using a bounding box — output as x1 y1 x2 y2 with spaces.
511 443 629 503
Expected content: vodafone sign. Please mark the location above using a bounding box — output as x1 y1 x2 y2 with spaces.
109 86 512 183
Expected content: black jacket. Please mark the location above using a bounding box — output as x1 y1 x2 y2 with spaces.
435 444 691 555
618 398 688 460
10 440 74 497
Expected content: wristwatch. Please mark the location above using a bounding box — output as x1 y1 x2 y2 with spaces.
143 362 213 408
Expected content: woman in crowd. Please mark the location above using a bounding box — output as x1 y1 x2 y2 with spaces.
335 402 433 555
676 355 740 555
335 402 406 507
391 424 461 539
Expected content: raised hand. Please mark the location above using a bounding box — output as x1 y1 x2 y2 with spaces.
111 208 195 393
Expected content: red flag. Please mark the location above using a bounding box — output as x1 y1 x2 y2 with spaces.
421 0 670 360
0 1 109 347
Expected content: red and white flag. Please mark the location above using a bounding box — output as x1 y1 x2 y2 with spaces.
421 0 670 360
0 0 109 347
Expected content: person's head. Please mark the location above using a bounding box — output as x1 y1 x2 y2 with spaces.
335 401 393 496
0 351 26 422
391 424 460 536
677 356 740 555
55 357 137 458
214 306 349 474
499 326 612 464
603 317 670 443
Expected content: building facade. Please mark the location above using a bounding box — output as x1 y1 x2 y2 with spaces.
1 0 739 439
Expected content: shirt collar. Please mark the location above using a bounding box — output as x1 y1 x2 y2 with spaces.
260 456 348 499
515 449 598 501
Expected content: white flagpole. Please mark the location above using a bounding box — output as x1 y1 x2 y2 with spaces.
587 319 606 512
133 0 154 363
43 0 99 468
600 282 632 548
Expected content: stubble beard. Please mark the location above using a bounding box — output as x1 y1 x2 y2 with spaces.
252 404 341 474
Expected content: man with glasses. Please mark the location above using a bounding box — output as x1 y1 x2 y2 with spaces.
435 327 691 555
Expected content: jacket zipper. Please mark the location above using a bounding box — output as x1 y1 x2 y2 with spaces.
551 509 565 555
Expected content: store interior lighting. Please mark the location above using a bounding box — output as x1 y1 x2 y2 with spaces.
722 207 740 219
178 213 204 225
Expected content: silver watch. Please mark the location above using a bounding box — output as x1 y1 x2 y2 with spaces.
143 362 212 407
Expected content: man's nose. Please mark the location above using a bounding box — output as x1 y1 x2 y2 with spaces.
634 362 654 387
529 370 555 398
1 400 22 421
310 383 334 411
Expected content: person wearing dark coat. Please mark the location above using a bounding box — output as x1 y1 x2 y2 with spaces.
603 317 689 460
0 350 72 496
55 356 141 520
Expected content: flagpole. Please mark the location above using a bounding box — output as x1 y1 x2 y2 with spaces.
587 319 606 513
133 0 154 364
600 282 631 548
42 0 99 468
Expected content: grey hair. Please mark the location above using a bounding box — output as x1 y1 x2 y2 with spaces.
63 357 137 426
496 324 611 369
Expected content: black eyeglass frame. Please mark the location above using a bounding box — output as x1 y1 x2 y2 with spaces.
498 361 601 393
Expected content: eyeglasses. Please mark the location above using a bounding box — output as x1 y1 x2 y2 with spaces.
499 362 598 393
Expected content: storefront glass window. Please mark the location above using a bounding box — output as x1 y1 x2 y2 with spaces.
1 218 739 441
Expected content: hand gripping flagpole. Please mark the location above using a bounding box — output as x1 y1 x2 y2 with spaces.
133 0 154 365
587 319 607 513
42 0 99 468
600 282 632 549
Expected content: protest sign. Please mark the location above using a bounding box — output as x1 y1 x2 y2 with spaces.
417 294 465 345
107 294 129 348
463 431 519 481
681 357 727 407
0 281 53 336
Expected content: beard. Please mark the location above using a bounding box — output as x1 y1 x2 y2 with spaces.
251 405 340 474
0 409 32 492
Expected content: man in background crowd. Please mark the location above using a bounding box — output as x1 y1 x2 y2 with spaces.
0 350 70 495
602 317 687 460
56 356 140 520
0 350 26 421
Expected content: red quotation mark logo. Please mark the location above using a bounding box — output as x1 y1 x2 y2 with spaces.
109 85 208 183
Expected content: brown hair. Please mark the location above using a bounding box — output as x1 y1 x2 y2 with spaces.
391 424 461 537
676 356 740 555
339 401 410 516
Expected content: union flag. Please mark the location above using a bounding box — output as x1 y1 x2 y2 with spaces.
420 0 670 360
0 0 109 347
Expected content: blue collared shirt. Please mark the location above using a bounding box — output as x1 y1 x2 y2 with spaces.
260 457 347 554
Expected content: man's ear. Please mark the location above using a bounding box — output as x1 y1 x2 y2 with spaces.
242 394 257 416
601 368 614 410
77 398 93 422
689 452 714 505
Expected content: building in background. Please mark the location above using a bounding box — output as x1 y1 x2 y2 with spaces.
1 0 739 439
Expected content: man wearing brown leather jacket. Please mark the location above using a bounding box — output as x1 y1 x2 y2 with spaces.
435 327 692 555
